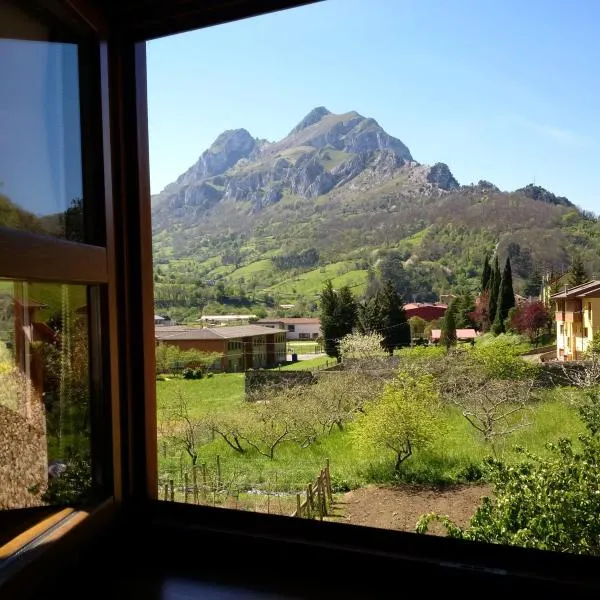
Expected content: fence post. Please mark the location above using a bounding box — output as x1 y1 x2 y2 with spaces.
179 454 184 488
296 493 301 518
316 479 323 520
202 463 207 486
306 484 312 518
184 473 189 504
169 479 174 502
163 483 168 501
325 459 333 503
193 466 198 504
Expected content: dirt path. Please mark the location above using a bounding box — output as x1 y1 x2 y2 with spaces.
333 484 491 535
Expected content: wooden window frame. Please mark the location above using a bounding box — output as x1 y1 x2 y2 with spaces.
4 0 600 594
0 0 121 572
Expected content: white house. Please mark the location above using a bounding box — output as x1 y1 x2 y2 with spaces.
256 317 321 340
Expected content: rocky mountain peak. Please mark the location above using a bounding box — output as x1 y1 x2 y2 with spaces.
426 162 460 191
288 106 331 135
176 128 256 186
516 184 572 207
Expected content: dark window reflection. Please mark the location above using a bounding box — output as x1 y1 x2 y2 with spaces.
0 281 93 509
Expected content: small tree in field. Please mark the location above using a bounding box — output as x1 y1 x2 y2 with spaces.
353 373 443 470
159 391 211 466
510 300 551 346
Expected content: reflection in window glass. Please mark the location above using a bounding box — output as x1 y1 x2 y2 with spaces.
149 1 600 556
0 27 83 240
0 281 92 509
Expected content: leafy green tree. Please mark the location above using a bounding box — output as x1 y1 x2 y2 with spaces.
492 257 515 335
440 301 457 349
378 280 409 355
353 373 444 471
569 253 588 287
481 254 491 292
417 435 600 555
378 252 411 299
319 281 357 361
487 255 501 331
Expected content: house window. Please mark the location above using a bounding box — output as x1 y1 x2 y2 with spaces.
584 328 589 338
299 332 310 340
287 325 295 332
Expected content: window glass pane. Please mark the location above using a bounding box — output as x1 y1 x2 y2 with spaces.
0 281 94 509
149 0 600 558
0 14 84 241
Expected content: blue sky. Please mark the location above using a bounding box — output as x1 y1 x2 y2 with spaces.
148 0 600 212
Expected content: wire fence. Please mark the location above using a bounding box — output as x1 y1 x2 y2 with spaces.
158 455 335 517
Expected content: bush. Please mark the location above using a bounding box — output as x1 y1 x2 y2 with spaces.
182 368 203 380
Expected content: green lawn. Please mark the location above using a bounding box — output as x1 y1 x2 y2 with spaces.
156 376 585 497
286 341 322 354
279 355 332 371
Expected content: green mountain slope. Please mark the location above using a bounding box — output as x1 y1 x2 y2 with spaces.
151 108 600 320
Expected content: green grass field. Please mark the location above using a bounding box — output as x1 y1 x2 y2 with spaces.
156 375 585 497
279 356 332 371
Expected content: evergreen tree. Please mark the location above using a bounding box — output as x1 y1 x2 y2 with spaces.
523 269 543 298
492 257 516 335
440 301 457 349
481 255 492 292
337 285 357 342
488 255 501 330
320 281 341 360
378 279 410 355
569 254 588 287
454 293 475 329
357 292 383 334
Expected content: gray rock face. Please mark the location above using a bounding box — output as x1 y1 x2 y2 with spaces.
176 129 256 185
426 162 460 191
289 106 331 135
152 109 460 226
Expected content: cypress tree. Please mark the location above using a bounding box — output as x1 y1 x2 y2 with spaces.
481 254 492 292
492 257 516 335
488 255 501 331
320 280 340 359
455 293 475 328
440 301 457 349
337 285 357 343
569 254 588 287
357 292 383 334
378 279 410 355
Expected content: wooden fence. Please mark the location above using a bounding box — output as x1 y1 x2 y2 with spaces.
291 460 333 520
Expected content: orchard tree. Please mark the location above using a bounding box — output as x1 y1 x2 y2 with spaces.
510 300 551 346
353 373 444 471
